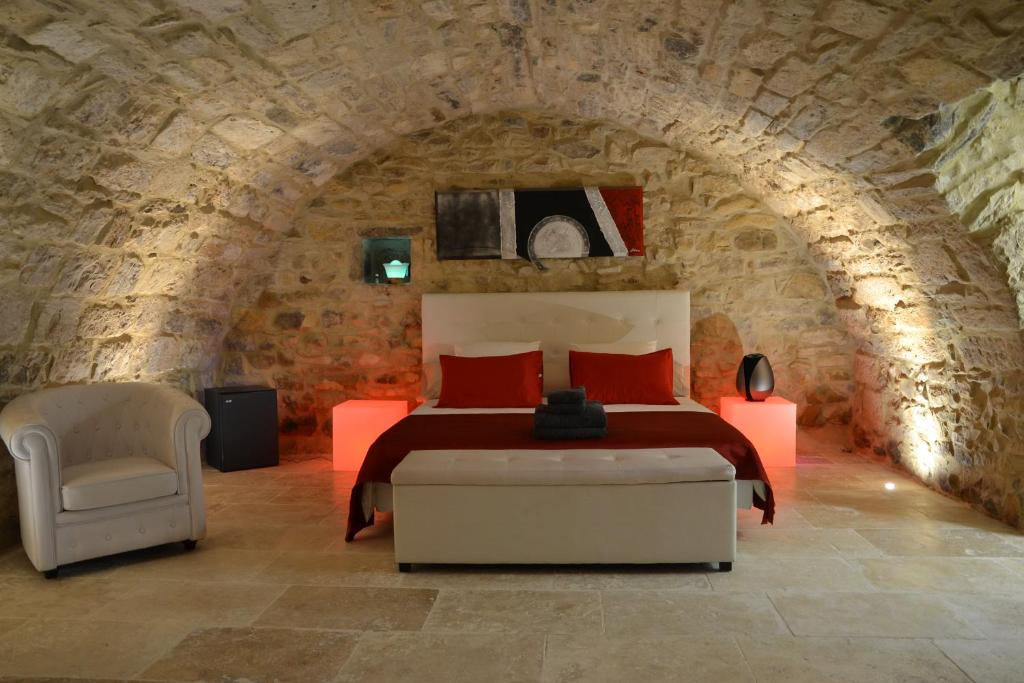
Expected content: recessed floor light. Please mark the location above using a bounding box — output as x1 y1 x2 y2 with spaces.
884 482 896 491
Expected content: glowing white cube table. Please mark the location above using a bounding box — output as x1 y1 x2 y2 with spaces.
720 396 796 467
332 400 408 472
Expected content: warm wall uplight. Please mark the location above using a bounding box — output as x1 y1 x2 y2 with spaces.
332 400 408 471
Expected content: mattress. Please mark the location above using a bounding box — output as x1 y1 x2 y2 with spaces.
361 398 766 518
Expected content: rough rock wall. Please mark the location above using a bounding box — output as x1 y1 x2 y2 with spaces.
220 113 854 455
930 77 1024 326
1 0 1023 545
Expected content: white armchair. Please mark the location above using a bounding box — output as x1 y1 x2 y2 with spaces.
0 382 211 578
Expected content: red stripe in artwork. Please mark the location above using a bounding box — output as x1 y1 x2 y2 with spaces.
599 187 644 256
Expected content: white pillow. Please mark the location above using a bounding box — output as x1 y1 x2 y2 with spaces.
454 341 541 357
569 340 657 355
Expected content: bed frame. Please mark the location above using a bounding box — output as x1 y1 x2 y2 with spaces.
389 290 740 571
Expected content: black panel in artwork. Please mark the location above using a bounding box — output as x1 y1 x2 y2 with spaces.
512 189 612 259
435 190 502 260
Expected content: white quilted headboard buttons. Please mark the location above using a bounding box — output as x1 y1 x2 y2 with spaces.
421 291 691 398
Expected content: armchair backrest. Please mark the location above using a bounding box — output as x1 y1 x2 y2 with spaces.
12 383 187 469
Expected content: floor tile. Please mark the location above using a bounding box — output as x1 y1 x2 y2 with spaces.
545 564 714 591
337 632 543 683
709 557 875 592
424 589 602 635
210 502 338 525
93 579 287 627
855 557 1023 593
140 626 358 682
601 591 789 638
737 636 971 682
0 619 24 637
770 592 982 638
0 618 191 679
934 639 1024 683
542 634 753 683
794 503 930 529
112 545 279 582
255 550 402 586
0 575 122 619
256 585 437 631
397 565 560 591
856 527 1024 557
735 528 882 559
940 592 1024 638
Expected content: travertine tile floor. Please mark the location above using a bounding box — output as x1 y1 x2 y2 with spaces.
1 427 1023 682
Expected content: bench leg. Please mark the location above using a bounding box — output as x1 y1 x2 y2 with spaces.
719 561 732 572
398 563 412 573
44 567 59 580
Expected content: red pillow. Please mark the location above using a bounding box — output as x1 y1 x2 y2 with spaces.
570 349 676 404
436 351 543 408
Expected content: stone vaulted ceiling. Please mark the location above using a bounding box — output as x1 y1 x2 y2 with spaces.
1 0 1024 524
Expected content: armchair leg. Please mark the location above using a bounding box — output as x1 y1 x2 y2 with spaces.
183 540 197 551
44 568 59 580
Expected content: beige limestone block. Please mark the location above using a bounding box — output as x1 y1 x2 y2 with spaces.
771 591 982 638
338 632 543 683
738 636 969 683
0 618 193 679
424 589 602 635
544 635 753 683
142 626 358 683
256 585 438 630
602 591 789 638
212 115 285 150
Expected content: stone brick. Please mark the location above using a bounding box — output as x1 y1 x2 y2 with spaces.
26 21 107 63
822 0 894 40
765 58 822 98
212 115 284 150
150 113 201 156
0 59 61 117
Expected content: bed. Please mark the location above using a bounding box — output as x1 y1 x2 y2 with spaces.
345 291 774 567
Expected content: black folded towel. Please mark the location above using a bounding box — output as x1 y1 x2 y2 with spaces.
535 400 607 429
547 386 586 405
537 401 586 415
533 426 608 440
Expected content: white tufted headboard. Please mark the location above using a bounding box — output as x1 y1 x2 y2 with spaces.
422 290 690 397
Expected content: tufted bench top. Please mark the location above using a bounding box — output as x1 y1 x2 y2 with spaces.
391 448 735 486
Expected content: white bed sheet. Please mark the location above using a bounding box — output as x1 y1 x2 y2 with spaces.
362 398 766 518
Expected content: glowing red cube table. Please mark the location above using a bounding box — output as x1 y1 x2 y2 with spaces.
720 396 796 467
332 400 408 472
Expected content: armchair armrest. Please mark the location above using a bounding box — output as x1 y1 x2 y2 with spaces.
0 396 62 571
0 397 61 464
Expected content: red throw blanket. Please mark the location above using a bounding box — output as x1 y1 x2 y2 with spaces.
345 411 775 541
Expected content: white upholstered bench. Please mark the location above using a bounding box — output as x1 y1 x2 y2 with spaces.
391 447 736 572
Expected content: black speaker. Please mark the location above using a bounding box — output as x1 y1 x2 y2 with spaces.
736 354 775 402
204 385 279 472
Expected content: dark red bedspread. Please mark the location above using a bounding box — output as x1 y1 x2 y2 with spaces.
345 411 774 541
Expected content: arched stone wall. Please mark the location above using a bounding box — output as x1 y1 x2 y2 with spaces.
1 0 1023 545
219 112 854 454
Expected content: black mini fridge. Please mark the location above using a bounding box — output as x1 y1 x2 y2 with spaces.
204 385 279 472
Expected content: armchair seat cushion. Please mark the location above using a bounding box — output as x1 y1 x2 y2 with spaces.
61 456 179 511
